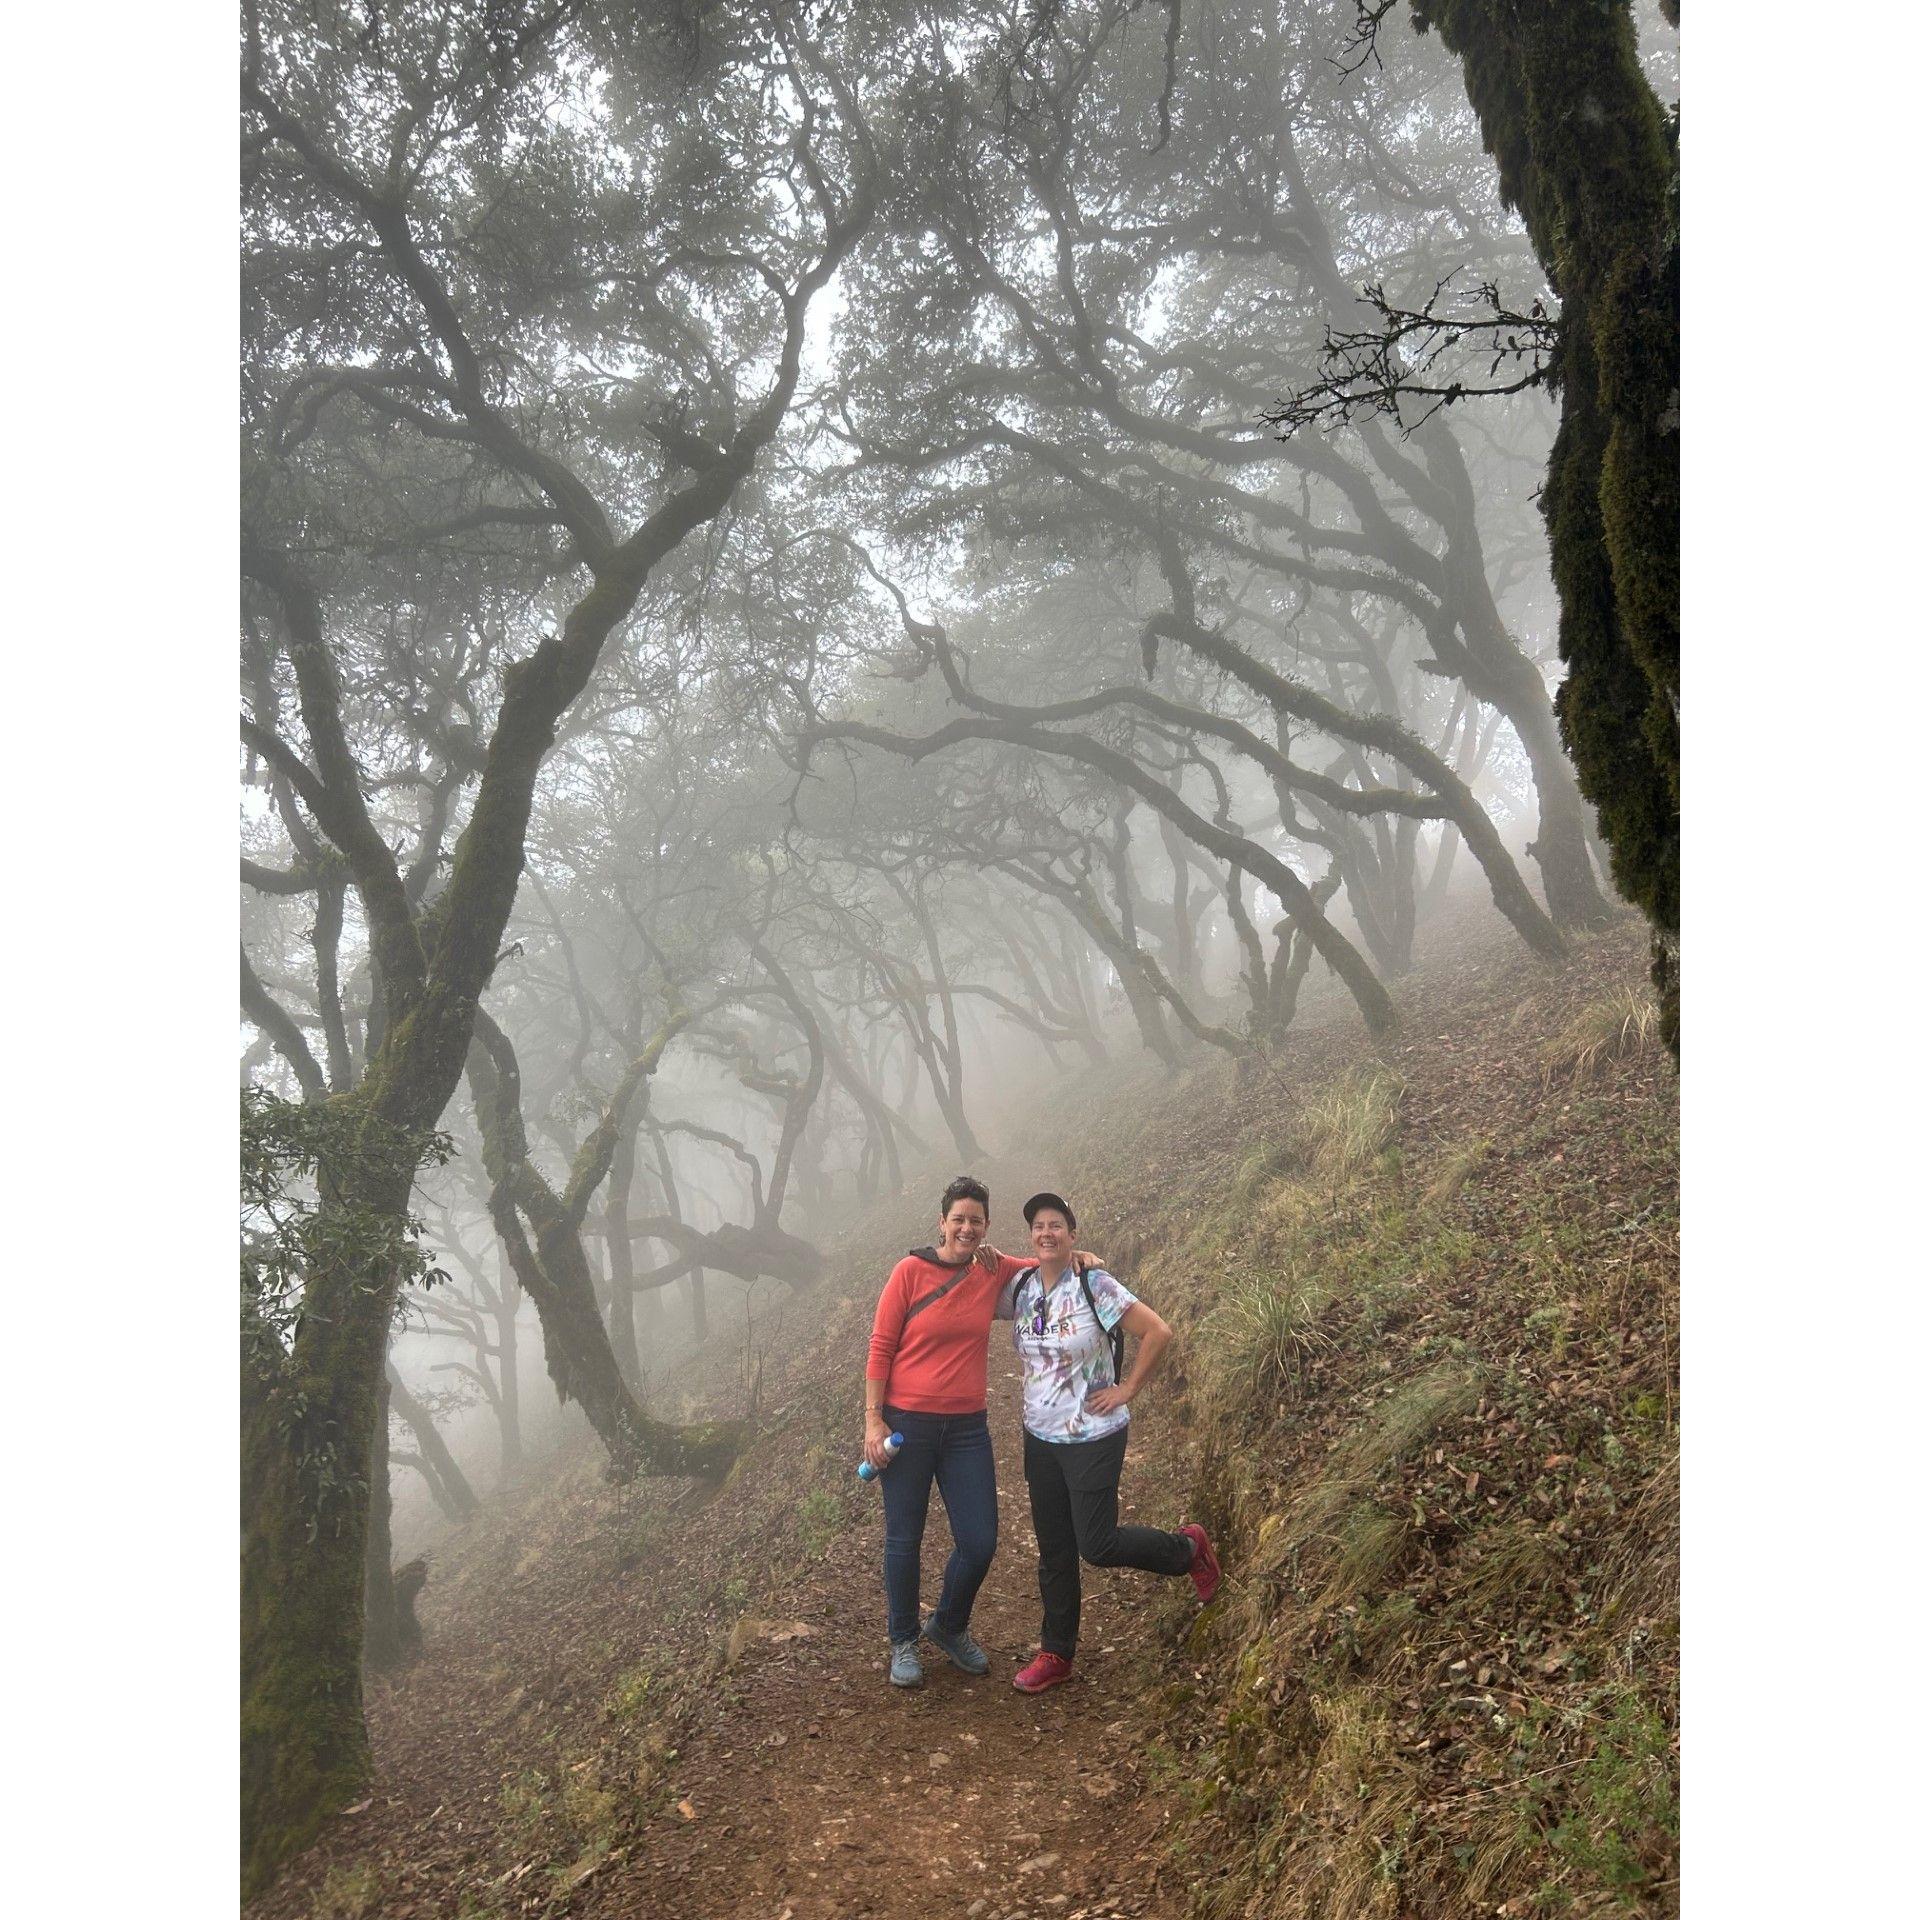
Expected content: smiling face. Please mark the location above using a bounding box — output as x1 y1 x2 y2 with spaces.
1028 1207 1075 1261
937 1194 989 1261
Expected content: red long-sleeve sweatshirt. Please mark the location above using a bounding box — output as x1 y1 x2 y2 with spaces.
865 1248 1018 1415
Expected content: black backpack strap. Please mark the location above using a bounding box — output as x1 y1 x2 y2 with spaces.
1078 1266 1126 1374
1006 1263 1039 1316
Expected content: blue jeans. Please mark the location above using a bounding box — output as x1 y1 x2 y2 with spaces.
879 1405 998 1646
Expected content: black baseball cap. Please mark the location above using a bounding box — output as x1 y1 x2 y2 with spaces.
1023 1191 1077 1231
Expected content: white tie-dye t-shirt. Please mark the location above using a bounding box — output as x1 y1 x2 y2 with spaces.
995 1264 1138 1443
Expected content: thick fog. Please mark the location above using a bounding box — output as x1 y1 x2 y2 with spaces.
240 5 1681 1894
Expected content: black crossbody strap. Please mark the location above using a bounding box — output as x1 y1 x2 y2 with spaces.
902 1263 973 1324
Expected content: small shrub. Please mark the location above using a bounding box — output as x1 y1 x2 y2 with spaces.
606 1665 654 1718
1543 1685 1678 1896
795 1488 847 1555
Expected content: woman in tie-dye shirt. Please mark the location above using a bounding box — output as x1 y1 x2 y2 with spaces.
993 1191 1222 1694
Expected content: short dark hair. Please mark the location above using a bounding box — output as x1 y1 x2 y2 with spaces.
939 1174 990 1219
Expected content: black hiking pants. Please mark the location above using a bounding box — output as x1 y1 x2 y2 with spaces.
1023 1425 1193 1660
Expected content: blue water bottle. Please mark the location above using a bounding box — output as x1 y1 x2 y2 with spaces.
857 1432 905 1481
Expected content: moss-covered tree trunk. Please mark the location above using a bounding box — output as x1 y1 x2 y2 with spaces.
362 1367 402 1668
241 1161 411 1896
1410 0 1679 1038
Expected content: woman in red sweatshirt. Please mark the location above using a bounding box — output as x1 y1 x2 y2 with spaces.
862 1173 1042 1688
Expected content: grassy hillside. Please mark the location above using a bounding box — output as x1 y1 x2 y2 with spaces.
252 904 1676 1920
1047 913 1678 1918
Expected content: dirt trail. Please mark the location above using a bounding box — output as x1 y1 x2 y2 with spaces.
584 1335 1196 1920
256 1176 1204 1920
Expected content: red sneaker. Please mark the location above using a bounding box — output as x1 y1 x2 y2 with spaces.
1178 1523 1221 1604
1012 1650 1073 1694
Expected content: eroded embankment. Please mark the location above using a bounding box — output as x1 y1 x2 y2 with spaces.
1046 916 1678 1920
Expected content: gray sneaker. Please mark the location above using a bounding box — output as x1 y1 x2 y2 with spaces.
888 1639 924 1688
924 1619 989 1675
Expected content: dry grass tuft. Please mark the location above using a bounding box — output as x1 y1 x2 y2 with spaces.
1271 1365 1480 1604
1539 984 1660 1083
1461 1521 1568 1607
1232 1136 1302 1204
1253 1176 1319 1240
558 1763 622 1843
1422 1134 1491 1206
1300 1067 1405 1185
1312 1685 1392 1787
1460 1795 1546 1906
1596 1449 1679 1637
1325 1503 1412 1604
1201 1263 1331 1406
1342 1364 1481 1482
1300 1688 1423 1918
